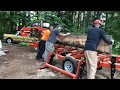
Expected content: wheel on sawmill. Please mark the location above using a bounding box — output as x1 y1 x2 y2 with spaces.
62 57 78 74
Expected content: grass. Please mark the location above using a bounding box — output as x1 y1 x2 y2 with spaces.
112 48 120 55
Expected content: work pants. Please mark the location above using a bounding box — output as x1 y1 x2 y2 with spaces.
84 50 98 79
44 41 54 61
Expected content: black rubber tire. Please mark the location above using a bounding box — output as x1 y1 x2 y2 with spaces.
62 57 78 74
6 38 13 43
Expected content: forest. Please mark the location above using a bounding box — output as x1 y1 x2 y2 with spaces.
0 11 120 54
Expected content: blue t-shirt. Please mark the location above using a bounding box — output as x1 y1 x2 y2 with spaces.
47 29 60 44
84 27 112 51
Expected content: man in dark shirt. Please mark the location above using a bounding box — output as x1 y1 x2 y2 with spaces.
44 25 70 61
37 25 70 66
84 19 113 79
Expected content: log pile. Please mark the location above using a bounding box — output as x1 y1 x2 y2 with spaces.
59 34 112 53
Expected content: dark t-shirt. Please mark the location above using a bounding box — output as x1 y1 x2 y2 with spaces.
84 27 112 51
47 29 60 44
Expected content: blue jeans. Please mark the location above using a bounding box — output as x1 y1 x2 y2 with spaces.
36 40 46 60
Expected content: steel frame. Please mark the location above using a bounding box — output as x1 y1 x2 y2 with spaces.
38 44 120 79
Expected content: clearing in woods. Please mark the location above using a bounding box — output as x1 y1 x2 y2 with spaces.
0 43 120 79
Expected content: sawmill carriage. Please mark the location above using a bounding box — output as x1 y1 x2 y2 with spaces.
38 34 120 79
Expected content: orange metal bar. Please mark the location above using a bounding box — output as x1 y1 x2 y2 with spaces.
66 47 76 51
102 58 111 62
71 50 84 55
116 57 120 63
74 60 84 79
45 63 76 78
72 54 85 59
98 54 111 60
55 44 60 49
100 61 120 70
60 45 65 48
77 50 84 53
46 52 56 63
56 54 65 60
100 62 111 68
37 52 56 70
56 48 64 52
115 63 120 69
37 43 120 79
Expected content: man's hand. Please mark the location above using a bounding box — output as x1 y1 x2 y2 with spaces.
111 39 115 45
66 32 71 35
59 32 71 37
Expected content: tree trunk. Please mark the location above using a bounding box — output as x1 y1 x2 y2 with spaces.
22 11 26 26
87 11 91 27
77 11 80 31
82 11 85 30
58 34 112 53
10 11 14 33
36 11 39 20
96 11 101 19
105 11 108 30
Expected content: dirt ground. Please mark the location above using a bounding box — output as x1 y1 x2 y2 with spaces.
0 42 120 79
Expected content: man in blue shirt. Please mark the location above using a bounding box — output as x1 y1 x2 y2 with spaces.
84 19 114 79
40 25 70 65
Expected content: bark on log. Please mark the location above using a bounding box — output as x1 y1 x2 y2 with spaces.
57 34 112 53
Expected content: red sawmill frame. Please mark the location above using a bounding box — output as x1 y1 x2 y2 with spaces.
37 44 120 79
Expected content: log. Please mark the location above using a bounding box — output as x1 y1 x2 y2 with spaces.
58 34 112 53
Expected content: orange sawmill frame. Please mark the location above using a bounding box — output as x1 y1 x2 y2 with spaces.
38 44 120 79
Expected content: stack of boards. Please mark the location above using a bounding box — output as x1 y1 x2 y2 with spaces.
59 34 112 53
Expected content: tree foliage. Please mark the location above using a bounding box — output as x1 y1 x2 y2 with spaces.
0 11 120 51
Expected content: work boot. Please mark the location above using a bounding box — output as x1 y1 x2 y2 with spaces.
35 59 46 67
35 58 40 60
35 58 44 61
35 60 42 66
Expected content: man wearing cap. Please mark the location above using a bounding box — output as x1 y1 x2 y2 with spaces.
84 19 114 79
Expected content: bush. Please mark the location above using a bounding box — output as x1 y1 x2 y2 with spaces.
112 48 120 55
114 42 120 49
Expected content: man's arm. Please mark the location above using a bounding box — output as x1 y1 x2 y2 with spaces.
100 29 112 45
59 33 71 37
58 33 71 40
